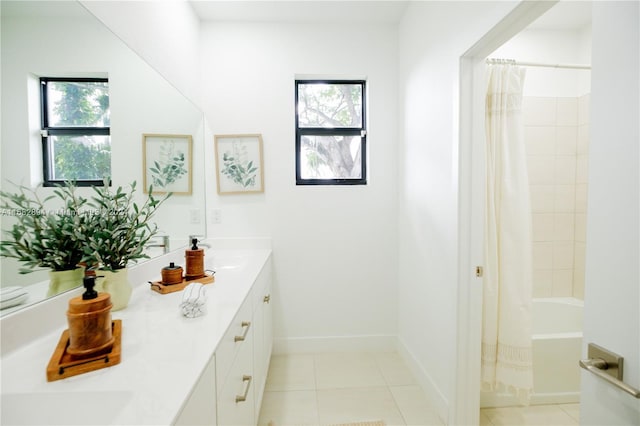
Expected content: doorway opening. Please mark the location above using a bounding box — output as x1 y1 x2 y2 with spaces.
481 2 592 410
455 1 592 424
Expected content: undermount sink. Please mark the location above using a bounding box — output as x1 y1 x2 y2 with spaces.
208 254 249 270
1 391 132 425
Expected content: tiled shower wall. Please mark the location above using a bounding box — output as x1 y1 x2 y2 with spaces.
524 95 590 299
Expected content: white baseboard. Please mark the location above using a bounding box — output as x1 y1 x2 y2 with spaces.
397 336 449 424
480 391 580 408
273 334 397 354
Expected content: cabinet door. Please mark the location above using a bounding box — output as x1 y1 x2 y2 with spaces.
253 277 272 416
216 298 253 393
174 354 217 425
262 278 273 369
217 326 255 426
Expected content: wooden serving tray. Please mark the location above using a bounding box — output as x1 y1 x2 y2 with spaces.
149 273 215 294
46 320 122 382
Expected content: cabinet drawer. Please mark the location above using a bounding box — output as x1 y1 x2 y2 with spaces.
215 297 252 393
217 320 255 425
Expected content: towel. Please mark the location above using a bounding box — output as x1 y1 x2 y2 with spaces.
0 286 29 310
180 283 207 318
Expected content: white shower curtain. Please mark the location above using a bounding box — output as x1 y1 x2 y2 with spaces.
481 63 534 402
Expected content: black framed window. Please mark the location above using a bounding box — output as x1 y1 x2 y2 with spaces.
295 80 367 185
40 77 110 186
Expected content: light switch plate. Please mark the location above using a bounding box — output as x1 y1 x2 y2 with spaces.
211 208 222 224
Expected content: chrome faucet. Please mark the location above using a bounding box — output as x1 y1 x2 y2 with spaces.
148 235 170 254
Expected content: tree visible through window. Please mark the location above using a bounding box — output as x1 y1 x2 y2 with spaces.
40 77 110 186
295 80 367 185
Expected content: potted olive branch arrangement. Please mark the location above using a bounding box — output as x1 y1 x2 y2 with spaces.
0 182 89 297
85 180 169 310
1 180 169 308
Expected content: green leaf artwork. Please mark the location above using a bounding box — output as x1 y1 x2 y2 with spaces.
149 141 187 189
221 142 258 188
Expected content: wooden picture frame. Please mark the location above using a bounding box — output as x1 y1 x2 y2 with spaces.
214 134 264 194
142 134 193 195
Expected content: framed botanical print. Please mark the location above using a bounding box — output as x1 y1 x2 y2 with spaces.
142 134 192 195
214 134 264 194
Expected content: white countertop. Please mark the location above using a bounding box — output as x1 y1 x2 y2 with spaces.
0 246 272 425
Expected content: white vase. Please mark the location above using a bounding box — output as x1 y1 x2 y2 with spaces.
47 267 85 297
97 268 132 311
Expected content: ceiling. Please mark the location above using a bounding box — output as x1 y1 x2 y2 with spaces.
189 0 409 24
2 1 592 30
189 0 592 29
528 1 592 30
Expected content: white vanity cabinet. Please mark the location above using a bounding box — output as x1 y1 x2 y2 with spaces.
174 353 218 425
252 261 273 416
216 295 256 424
174 255 273 426
0 247 272 426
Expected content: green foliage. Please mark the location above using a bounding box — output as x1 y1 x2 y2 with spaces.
149 142 187 188
84 180 170 271
53 136 111 181
0 180 170 273
221 144 258 188
52 80 109 127
49 80 111 180
0 182 89 272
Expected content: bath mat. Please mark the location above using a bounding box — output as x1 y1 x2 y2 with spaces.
267 421 385 426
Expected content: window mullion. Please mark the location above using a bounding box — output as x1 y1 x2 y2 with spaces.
298 128 362 136
46 128 110 136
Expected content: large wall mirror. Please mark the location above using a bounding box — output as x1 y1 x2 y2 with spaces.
1 1 207 316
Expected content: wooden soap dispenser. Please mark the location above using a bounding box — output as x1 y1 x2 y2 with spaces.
66 275 115 359
149 239 214 294
185 238 205 280
46 274 122 382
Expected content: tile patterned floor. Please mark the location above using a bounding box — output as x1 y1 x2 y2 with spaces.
258 352 580 426
258 352 443 425
480 404 580 426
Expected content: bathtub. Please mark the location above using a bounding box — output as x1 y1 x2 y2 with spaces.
481 297 583 407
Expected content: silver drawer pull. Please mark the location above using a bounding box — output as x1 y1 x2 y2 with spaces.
263 294 271 304
235 375 252 403
234 321 251 342
579 343 640 399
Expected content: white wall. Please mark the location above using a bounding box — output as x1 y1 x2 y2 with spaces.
200 21 399 351
397 1 517 420
491 27 592 97
80 0 202 109
1 4 205 286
